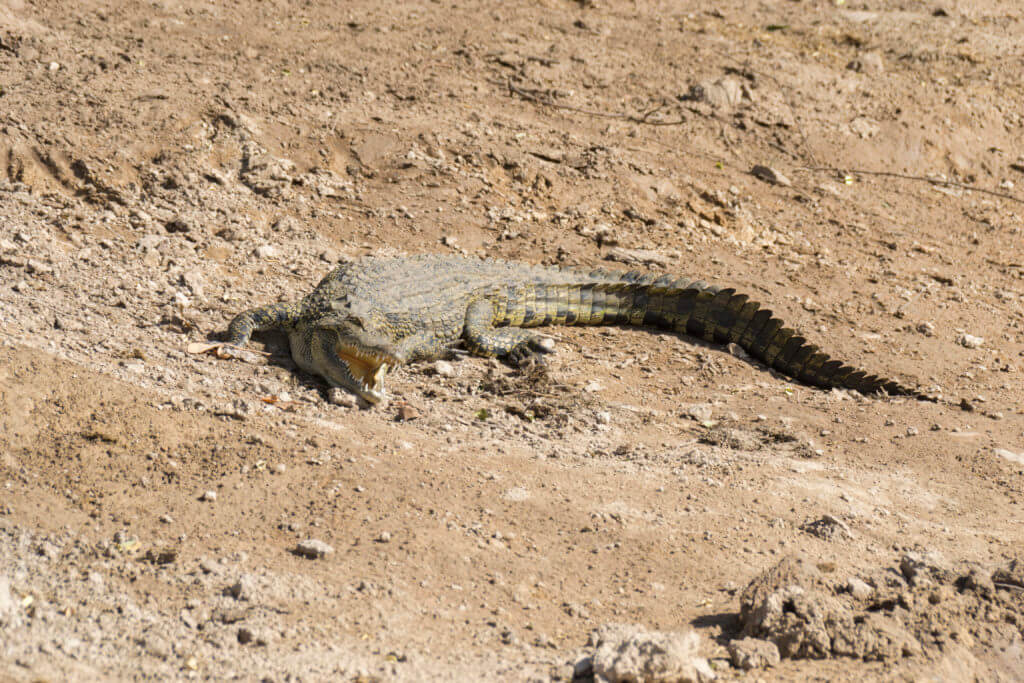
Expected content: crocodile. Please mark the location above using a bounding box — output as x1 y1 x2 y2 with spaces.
224 253 926 405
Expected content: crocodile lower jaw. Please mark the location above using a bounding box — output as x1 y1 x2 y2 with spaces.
335 346 394 404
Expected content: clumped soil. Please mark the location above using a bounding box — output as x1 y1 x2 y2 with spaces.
1 0 1023 680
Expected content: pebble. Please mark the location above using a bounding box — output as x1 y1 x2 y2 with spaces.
750 164 792 187
294 539 334 559
200 490 217 502
254 244 278 259
728 637 781 670
916 321 935 337
165 216 191 233
220 399 252 420
237 626 255 644
225 574 258 601
957 333 984 349
198 558 222 575
397 404 419 421
432 360 456 377
847 577 874 600
143 635 171 660
684 403 713 422
376 531 392 543
328 387 357 408
993 448 1024 465
800 514 853 541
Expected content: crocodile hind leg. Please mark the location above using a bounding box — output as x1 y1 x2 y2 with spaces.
463 298 555 365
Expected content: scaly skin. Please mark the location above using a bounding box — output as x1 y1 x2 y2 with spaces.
225 254 926 404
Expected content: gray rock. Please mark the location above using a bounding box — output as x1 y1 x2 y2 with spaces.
225 574 258 601
900 551 955 587
589 623 715 682
431 360 456 377
684 403 713 422
728 637 780 670
294 539 335 560
847 577 874 600
750 165 792 187
328 387 358 408
254 244 278 260
957 333 983 349
800 515 853 541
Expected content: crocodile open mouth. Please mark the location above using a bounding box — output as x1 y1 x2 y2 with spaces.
335 345 397 403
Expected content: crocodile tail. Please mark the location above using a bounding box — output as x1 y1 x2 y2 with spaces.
521 278 920 397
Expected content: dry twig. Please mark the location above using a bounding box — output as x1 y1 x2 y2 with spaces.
799 166 1024 205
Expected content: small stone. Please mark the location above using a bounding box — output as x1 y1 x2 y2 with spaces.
684 403 713 422
225 574 258 601
294 539 334 559
751 165 792 187
219 398 252 420
165 216 191 233
595 411 612 425
590 624 714 682
217 607 247 624
847 577 874 600
900 551 954 587
573 656 594 679
376 531 392 543
143 635 171 660
957 333 984 349
728 637 781 670
432 360 456 377
961 568 995 599
272 463 286 474
916 321 935 336
49 61 60 71
906 426 919 436
199 490 217 502
198 558 222 575
328 387 357 408
993 448 1024 465
254 244 278 259
237 627 255 644
159 514 173 524
800 514 853 541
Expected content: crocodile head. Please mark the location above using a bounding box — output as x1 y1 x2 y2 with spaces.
293 308 402 405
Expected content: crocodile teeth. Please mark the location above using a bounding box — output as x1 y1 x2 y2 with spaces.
374 363 388 382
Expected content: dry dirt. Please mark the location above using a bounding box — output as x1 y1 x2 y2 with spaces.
1 0 1024 680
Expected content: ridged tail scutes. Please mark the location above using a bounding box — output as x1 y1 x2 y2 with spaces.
506 277 921 398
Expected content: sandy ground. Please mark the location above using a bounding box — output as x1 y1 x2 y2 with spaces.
1 0 1023 680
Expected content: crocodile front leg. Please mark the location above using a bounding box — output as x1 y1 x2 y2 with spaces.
226 302 303 348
